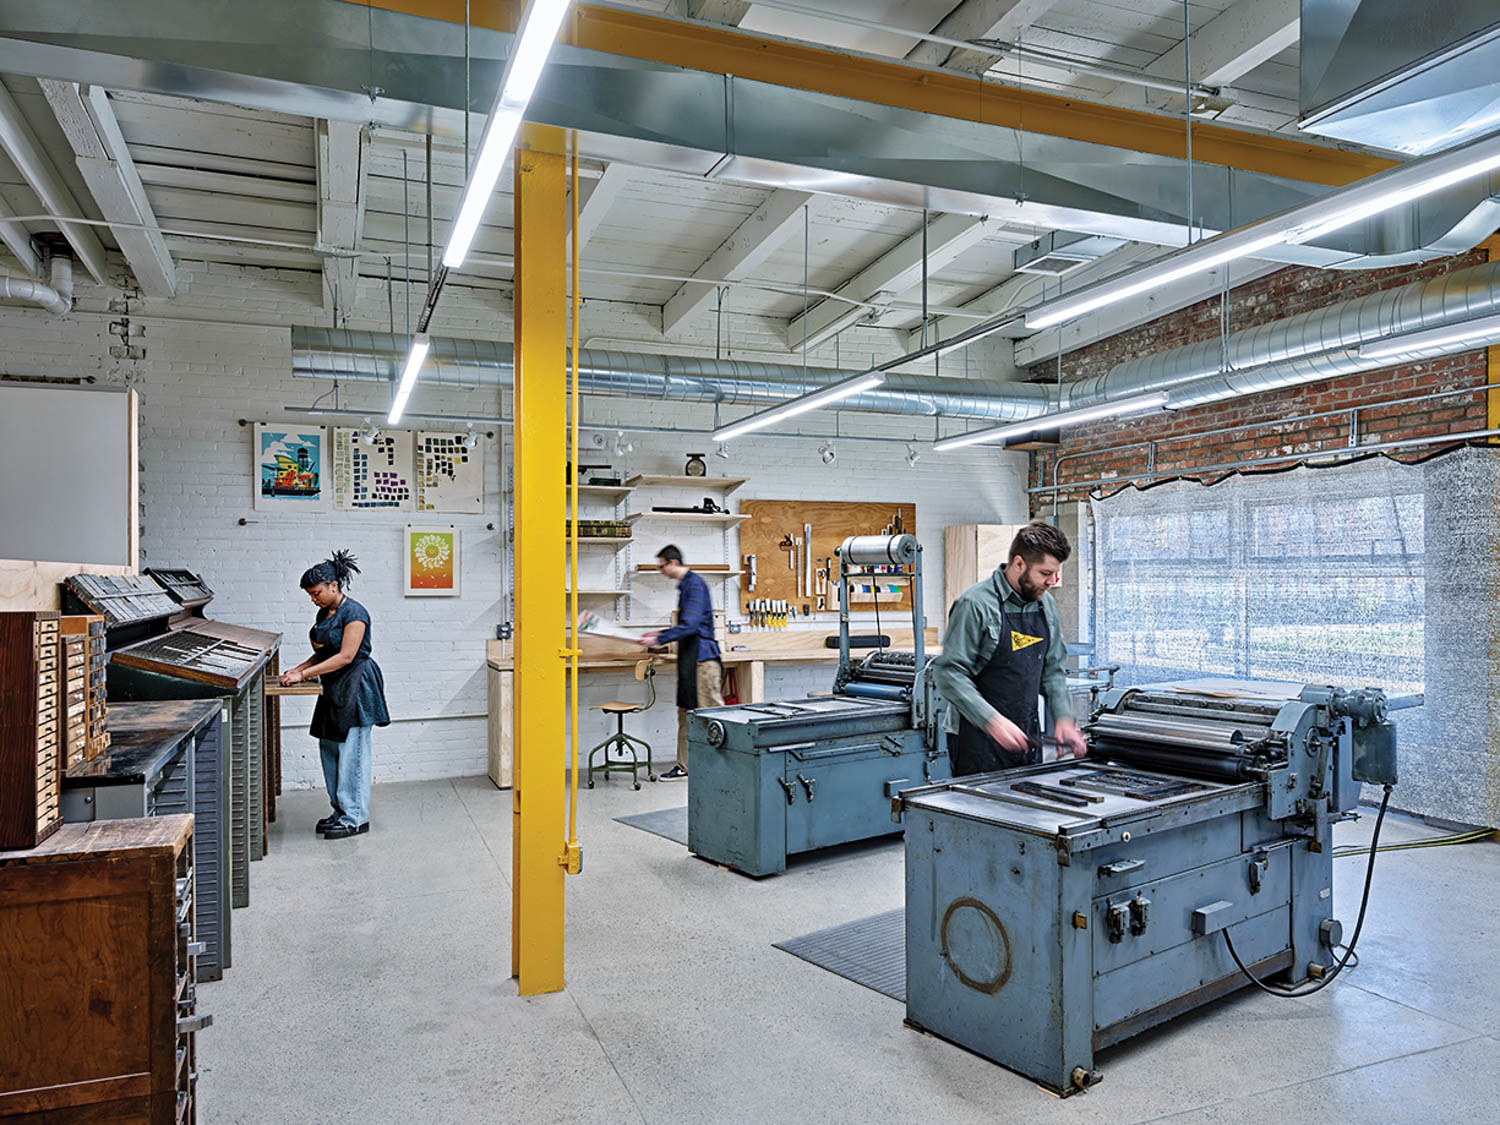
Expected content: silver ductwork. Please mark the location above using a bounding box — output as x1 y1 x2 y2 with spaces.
0 251 72 315
1063 261 1500 408
293 256 1500 431
4 0 1499 270
291 328 1052 423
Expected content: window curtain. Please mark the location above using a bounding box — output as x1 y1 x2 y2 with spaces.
1090 446 1499 827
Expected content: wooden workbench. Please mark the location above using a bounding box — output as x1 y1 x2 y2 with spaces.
483 629 940 789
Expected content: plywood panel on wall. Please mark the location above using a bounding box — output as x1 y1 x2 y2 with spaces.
739 500 916 614
0 559 135 612
943 524 1024 625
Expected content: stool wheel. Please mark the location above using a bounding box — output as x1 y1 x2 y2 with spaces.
587 780 595 789
648 772 658 782
633 781 641 790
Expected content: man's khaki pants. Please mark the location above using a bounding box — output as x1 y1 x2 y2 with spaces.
676 659 725 772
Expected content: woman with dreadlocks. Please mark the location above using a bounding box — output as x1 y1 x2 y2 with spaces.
280 550 390 839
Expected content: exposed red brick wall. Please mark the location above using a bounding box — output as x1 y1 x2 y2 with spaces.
1029 248 1494 505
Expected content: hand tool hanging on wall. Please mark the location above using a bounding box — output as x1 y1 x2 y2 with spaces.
746 554 757 592
804 524 813 602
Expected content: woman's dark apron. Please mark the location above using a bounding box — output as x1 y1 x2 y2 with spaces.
950 596 1049 776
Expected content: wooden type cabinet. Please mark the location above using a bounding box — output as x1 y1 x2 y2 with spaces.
0 816 207 1122
0 610 62 850
60 614 110 761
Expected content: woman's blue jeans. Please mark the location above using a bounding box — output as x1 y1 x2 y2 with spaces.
319 725 372 828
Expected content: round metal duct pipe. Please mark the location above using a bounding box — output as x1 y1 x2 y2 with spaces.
290 328 1052 423
1064 261 1500 408
292 258 1500 432
0 250 73 316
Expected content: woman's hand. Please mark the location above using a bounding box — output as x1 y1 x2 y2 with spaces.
280 669 303 687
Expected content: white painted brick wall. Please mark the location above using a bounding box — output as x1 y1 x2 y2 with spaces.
3 255 1031 784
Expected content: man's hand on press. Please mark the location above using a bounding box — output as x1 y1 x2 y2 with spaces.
637 632 661 648
1055 718 1088 759
985 712 1029 752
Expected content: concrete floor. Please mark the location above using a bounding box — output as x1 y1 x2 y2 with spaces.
198 775 1499 1124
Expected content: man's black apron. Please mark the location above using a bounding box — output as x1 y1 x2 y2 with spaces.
951 594 1049 776
676 632 701 709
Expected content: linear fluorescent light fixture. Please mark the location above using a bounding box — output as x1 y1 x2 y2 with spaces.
1024 130 1500 332
387 334 431 424
442 0 572 269
713 371 885 442
1359 311 1500 362
933 391 1170 452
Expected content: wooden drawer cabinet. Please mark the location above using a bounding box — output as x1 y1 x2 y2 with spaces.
1 611 63 849
0 817 206 1122
60 615 110 761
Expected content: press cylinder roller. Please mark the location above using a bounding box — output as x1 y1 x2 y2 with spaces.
838 534 919 565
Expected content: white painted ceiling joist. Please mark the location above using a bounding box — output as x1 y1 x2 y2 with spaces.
315 118 366 321
0 180 41 277
41 81 177 296
662 188 812 336
787 212 991 351
0 77 109 284
1102 0 1300 109
568 162 630 259
905 242 1163 350
905 0 1065 72
685 0 751 26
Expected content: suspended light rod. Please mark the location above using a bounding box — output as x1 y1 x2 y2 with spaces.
387 333 431 424
1359 310 1500 361
712 371 885 442
934 391 1170 452
442 0 573 270
1023 129 1500 332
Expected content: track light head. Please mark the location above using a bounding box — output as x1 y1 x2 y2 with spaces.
818 442 836 465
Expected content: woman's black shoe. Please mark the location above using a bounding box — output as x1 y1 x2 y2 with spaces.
315 813 341 834
323 822 369 840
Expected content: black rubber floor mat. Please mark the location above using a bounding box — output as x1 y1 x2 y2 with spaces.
614 805 689 846
774 908 905 1002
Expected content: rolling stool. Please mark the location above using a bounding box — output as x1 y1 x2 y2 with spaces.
587 659 658 789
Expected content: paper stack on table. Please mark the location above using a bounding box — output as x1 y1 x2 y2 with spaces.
575 609 646 643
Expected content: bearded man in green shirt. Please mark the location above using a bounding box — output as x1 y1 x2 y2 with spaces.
932 520 1087 776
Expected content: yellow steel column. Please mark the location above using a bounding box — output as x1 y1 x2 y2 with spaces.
511 123 567 996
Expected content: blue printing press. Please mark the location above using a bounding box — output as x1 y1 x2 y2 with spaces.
897 678 1418 1095
687 534 951 876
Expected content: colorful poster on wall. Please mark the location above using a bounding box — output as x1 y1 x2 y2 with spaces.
254 424 329 511
404 524 460 596
416 431 484 514
333 427 414 510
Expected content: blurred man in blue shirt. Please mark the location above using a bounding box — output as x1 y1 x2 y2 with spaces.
639 545 724 779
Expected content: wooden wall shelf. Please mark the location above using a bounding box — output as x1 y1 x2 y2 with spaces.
625 474 748 493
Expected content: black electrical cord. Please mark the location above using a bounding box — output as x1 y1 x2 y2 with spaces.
1223 784 1391 998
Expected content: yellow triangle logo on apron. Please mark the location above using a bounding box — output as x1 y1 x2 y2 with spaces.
1010 630 1044 652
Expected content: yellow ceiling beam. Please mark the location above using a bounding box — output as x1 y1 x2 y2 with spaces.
362 0 1393 188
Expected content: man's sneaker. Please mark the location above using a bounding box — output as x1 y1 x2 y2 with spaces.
323 822 370 840
315 813 341 834
661 766 688 780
